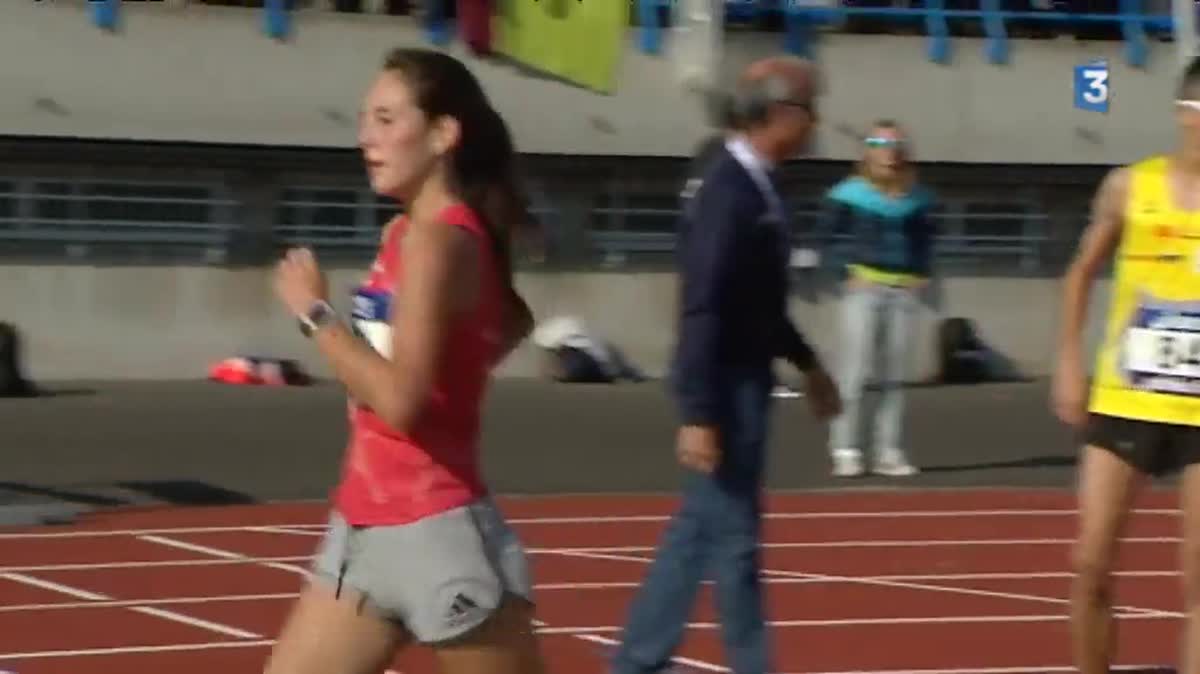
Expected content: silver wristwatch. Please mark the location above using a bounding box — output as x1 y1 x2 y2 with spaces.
297 300 337 338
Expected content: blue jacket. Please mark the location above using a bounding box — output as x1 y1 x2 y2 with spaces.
670 144 817 426
822 176 936 279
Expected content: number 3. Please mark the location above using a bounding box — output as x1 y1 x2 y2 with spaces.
1082 68 1108 104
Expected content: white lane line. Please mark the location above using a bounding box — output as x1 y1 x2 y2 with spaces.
0 555 311 574
0 572 106 600
0 635 1163 672
534 612 1173 630
246 526 317 536
135 535 726 673
0 506 1182 539
792 662 1166 666
243 528 1188 549
563 629 730 672
0 567 1187 615
0 571 260 639
548 550 1181 619
138 534 307 576
0 589 1163 628
0 524 329 540
0 639 276 659
137 535 246 560
508 507 1183 525
0 592 298 612
130 606 261 640
527 537 1182 553
0 554 1182 581
246 528 322 537
0 596 1175 626
835 570 1181 581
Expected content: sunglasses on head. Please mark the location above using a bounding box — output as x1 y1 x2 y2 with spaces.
865 136 904 148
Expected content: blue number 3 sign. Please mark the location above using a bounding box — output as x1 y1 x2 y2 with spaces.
1074 60 1110 113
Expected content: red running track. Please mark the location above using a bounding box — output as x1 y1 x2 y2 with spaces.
0 488 1186 674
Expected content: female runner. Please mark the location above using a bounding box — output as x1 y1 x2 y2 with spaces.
266 47 543 674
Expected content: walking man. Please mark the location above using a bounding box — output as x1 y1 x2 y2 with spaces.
609 56 841 674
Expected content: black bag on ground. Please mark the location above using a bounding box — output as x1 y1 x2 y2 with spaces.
552 346 615 384
0 322 36 397
936 317 989 384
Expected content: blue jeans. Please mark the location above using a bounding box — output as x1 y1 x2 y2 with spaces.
611 366 772 674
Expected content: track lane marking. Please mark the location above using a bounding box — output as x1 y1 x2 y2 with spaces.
0 506 1181 539
0 571 260 639
547 550 1181 618
135 535 728 672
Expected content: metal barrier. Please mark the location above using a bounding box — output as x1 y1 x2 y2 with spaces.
0 179 238 261
635 0 1173 66
273 185 559 259
0 174 1058 271
590 201 1051 271
83 1 1174 67
273 186 397 254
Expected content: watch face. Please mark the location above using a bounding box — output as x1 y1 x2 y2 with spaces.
311 302 334 325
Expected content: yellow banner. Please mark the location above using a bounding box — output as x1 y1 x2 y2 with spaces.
497 0 629 93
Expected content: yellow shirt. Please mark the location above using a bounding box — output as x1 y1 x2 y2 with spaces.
1089 155 1200 426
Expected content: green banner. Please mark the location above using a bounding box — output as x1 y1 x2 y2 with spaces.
497 0 628 94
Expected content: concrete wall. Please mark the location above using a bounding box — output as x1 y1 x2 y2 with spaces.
3 265 1112 382
1 1 1182 163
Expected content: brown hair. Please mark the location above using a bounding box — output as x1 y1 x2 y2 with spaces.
855 119 916 193
382 47 528 288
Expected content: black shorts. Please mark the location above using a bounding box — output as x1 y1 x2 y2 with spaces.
1084 413 1200 476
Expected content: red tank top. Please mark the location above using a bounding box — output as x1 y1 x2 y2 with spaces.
333 203 505 526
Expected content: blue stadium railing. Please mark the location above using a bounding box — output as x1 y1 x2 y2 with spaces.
85 2 1174 68
416 1 1174 68
636 1 1173 67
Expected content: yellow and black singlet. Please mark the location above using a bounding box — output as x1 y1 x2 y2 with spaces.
1089 155 1200 426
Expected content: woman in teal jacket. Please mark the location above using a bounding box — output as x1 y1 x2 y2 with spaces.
822 120 935 477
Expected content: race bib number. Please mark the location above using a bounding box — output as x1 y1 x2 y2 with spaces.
351 287 393 360
1121 303 1200 395
1125 328 1200 377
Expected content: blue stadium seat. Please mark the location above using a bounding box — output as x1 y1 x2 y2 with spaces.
90 0 119 31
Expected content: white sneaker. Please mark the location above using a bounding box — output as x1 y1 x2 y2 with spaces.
873 448 918 476
831 448 865 477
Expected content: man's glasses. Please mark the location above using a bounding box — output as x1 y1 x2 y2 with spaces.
1176 99 1200 112
774 99 814 116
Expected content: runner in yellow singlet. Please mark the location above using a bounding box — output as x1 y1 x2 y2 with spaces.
1053 57 1200 674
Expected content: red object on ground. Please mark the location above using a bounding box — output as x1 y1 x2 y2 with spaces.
207 357 310 386
0 488 1182 673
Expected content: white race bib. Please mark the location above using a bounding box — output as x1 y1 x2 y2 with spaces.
352 287 393 360
1124 327 1200 378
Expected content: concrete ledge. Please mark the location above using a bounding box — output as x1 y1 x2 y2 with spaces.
2 266 1109 382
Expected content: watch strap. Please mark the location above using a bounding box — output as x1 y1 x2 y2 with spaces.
298 300 337 337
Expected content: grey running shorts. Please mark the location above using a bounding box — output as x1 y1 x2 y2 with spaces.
310 497 533 644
